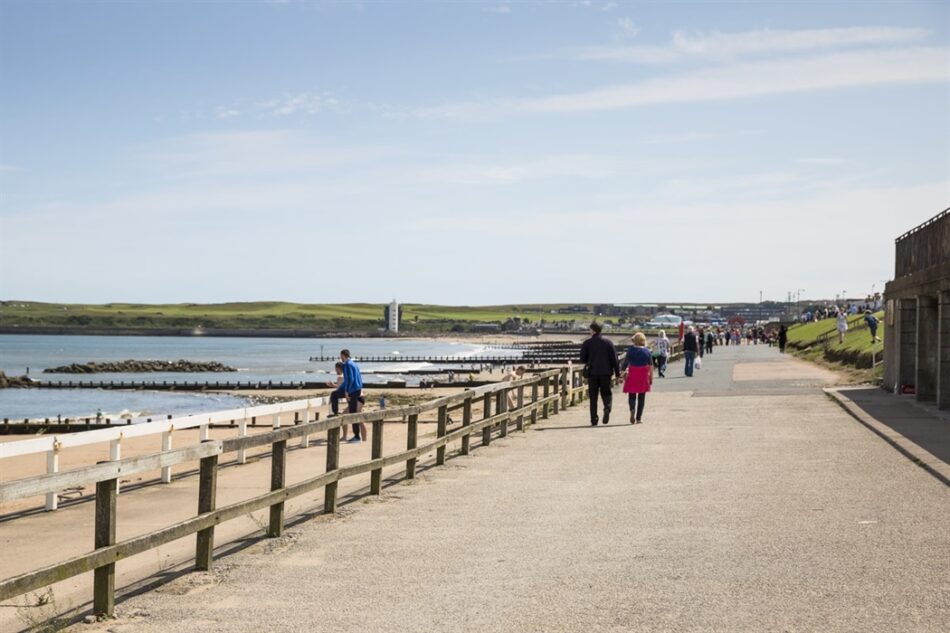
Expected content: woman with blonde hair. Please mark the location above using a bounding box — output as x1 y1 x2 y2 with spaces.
622 332 653 424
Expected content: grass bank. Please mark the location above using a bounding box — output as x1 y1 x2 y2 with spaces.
786 312 884 382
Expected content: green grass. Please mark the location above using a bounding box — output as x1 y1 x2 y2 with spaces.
0 300 600 333
786 311 884 377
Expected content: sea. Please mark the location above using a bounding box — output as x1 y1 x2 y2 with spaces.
0 335 519 421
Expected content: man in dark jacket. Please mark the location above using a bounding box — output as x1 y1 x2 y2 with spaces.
579 322 621 426
683 326 698 376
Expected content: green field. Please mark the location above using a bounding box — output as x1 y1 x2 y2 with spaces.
0 300 601 334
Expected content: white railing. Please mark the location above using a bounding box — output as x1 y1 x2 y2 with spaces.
0 397 328 511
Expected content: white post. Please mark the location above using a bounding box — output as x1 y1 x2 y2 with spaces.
238 417 248 464
301 406 311 448
199 423 210 441
273 413 280 429
161 429 173 483
110 438 122 494
45 447 59 511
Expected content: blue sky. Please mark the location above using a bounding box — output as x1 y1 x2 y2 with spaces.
1 1 948 305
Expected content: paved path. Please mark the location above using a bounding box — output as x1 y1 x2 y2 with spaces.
79 346 950 632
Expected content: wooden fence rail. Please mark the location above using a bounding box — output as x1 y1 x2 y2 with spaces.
0 367 588 616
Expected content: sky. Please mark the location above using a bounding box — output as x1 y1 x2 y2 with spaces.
1 0 948 306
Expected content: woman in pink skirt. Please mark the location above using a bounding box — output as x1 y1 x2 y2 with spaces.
622 332 653 424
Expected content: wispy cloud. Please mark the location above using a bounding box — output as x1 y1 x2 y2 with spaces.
483 4 511 14
568 26 932 64
413 47 950 119
643 132 720 145
0 164 20 173
256 92 342 116
209 91 344 120
406 153 618 186
796 157 850 166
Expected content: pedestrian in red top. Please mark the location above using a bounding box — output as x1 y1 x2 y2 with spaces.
622 332 653 424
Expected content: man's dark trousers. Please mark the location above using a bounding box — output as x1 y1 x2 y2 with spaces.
588 375 612 423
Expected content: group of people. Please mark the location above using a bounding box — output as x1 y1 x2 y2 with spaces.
580 319 793 427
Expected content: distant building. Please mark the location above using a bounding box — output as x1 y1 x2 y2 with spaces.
883 208 950 408
384 300 401 333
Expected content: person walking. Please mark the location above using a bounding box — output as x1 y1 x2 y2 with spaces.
339 349 366 443
683 326 699 377
864 309 881 342
580 322 620 426
652 330 671 378
836 309 849 344
622 332 653 424
778 325 788 353
697 327 706 359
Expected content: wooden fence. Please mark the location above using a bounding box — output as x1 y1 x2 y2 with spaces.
0 366 587 617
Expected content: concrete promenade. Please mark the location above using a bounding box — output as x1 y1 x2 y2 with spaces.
43 346 950 631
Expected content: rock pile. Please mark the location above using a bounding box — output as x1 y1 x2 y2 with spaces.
0 370 35 388
43 360 238 374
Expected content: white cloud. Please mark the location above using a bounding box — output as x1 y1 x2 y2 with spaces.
414 47 950 118
569 26 932 64
0 164 20 172
483 5 511 14
615 18 640 40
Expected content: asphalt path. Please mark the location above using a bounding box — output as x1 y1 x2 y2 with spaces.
84 345 950 633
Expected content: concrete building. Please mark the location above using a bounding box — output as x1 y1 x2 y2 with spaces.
384 300 400 333
883 208 950 409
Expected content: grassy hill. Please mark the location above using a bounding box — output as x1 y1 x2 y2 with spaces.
786 312 885 378
0 301 599 335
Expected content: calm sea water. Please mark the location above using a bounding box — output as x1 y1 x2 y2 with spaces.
0 335 516 420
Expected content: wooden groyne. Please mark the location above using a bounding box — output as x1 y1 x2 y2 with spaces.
16 378 497 396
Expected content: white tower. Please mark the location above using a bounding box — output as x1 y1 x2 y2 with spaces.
388 299 399 333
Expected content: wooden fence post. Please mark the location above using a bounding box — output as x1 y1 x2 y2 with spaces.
560 368 570 410
542 376 551 419
530 383 539 427
93 472 117 617
498 391 509 437
436 405 448 466
406 413 419 479
268 439 287 537
195 447 219 570
482 393 492 446
370 419 384 494
460 396 473 455
324 427 340 514
516 385 525 432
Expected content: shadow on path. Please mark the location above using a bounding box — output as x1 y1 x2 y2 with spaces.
833 387 950 467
